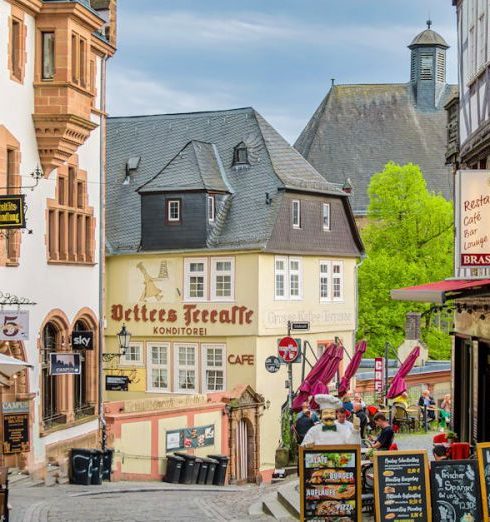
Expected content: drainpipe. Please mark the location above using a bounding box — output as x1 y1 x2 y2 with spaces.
98 54 108 452
353 253 367 350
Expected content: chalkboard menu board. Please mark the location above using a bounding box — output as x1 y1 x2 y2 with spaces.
3 413 29 454
299 445 361 522
477 442 490 521
430 459 482 522
374 450 431 521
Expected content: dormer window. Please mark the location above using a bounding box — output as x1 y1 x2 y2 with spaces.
166 199 181 223
233 142 248 166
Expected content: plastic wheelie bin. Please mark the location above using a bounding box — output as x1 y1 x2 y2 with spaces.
196 458 210 484
164 454 185 483
69 449 96 485
91 450 103 485
102 449 114 481
174 452 198 484
207 454 229 486
204 457 218 485
192 457 203 484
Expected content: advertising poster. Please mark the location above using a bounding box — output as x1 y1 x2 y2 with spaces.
430 460 482 522
105 375 129 391
71 330 94 350
374 450 431 522
299 445 361 521
0 310 29 341
3 413 29 454
166 424 215 451
49 353 81 375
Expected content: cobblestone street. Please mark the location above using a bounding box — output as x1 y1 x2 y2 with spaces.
8 434 435 522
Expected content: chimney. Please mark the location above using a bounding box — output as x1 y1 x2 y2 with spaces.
405 312 421 340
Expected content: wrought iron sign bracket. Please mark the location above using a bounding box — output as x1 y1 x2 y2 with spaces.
102 352 124 363
0 291 36 307
0 166 43 192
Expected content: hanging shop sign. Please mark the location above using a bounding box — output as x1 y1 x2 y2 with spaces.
299 445 361 521
165 424 215 451
3 413 29 454
0 310 29 341
0 195 25 229
105 375 129 391
477 442 490 520
278 336 300 363
71 330 94 350
265 355 281 373
430 459 482 522
2 401 29 414
374 357 385 394
49 352 81 375
374 450 431 522
457 170 490 267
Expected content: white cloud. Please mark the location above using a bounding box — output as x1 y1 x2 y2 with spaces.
106 67 237 116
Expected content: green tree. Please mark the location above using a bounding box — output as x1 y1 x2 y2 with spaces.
358 162 453 357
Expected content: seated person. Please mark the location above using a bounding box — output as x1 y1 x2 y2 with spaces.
393 391 409 409
418 390 436 423
297 401 319 423
368 413 394 450
433 444 449 461
294 409 315 445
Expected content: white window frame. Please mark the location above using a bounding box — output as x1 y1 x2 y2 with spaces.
332 261 344 302
274 256 288 300
211 257 235 302
146 342 170 392
174 343 198 394
208 195 215 223
319 260 331 302
289 257 303 300
167 199 180 222
201 344 226 393
184 258 208 302
322 203 331 231
120 342 144 367
292 200 301 229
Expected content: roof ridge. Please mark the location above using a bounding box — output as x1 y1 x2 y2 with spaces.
108 107 254 122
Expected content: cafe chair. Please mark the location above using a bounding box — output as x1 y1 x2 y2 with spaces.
392 405 416 433
449 442 470 460
389 443 399 451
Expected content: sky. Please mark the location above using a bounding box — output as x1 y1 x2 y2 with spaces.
107 0 457 144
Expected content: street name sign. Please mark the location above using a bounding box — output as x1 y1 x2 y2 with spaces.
278 336 299 363
290 321 310 331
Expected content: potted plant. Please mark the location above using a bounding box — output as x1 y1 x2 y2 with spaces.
447 431 458 444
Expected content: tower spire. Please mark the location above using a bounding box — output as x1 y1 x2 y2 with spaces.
426 19 432 30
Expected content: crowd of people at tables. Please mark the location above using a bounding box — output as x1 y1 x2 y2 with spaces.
294 389 460 459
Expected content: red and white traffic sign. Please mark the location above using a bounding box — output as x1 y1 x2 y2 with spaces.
278 336 299 363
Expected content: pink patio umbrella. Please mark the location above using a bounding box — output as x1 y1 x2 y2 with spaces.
386 345 421 399
337 340 367 397
292 343 344 411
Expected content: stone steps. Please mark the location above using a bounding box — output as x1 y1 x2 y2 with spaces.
249 480 300 520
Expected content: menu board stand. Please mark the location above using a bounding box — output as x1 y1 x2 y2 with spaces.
373 450 431 522
430 459 482 522
477 442 490 521
299 445 361 522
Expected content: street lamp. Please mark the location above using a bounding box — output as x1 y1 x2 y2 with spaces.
102 324 132 363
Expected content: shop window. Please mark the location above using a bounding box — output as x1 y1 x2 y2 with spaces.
147 343 169 392
292 200 301 229
211 258 234 301
121 342 143 366
73 320 92 417
332 261 344 301
184 258 207 302
166 199 181 223
41 32 55 80
202 344 225 392
174 344 197 393
47 160 95 264
322 203 331 231
320 261 330 302
41 322 65 428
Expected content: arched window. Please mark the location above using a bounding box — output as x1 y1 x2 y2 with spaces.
42 322 64 427
73 320 94 418
233 142 248 166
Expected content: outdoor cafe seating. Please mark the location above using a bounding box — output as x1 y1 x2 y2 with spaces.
391 404 417 433
432 433 471 460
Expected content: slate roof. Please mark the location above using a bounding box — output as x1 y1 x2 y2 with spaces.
294 83 458 215
106 107 357 255
409 28 449 48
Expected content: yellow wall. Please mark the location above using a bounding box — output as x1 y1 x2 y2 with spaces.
116 421 152 475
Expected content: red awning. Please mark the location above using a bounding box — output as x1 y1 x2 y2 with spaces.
391 279 490 304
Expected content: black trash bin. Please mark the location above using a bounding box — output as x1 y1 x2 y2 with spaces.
164 454 185 483
192 457 203 484
102 449 114 481
208 454 229 486
91 450 103 485
204 457 218 485
69 449 96 485
196 458 210 485
175 452 197 484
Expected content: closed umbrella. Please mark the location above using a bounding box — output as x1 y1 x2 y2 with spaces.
338 340 367 397
309 344 344 409
292 343 340 411
386 346 421 399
